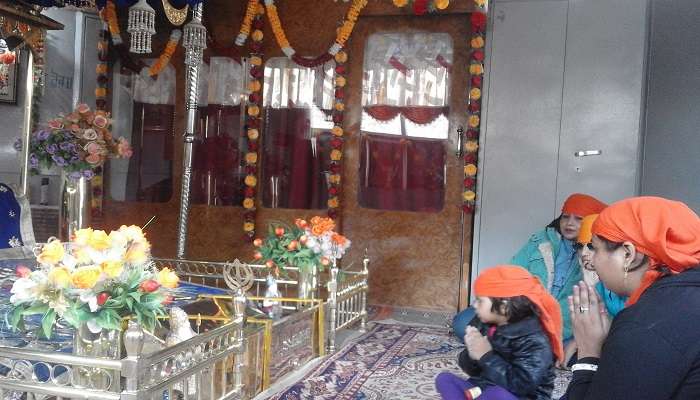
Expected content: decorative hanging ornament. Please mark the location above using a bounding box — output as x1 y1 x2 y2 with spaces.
127 0 156 54
161 0 189 26
183 4 207 66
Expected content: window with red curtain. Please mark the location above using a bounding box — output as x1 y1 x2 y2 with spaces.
191 57 246 206
261 58 335 209
359 32 453 212
109 60 176 203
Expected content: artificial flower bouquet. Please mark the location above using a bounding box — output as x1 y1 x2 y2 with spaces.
8 226 178 338
253 216 351 273
28 103 132 180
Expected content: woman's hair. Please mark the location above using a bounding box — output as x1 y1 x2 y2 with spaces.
547 215 562 234
596 236 655 273
490 295 540 323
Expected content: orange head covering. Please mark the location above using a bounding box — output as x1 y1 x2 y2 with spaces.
592 196 700 305
474 265 564 362
577 214 599 244
562 193 607 217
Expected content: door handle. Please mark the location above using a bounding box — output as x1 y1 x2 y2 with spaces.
456 126 464 159
574 150 602 157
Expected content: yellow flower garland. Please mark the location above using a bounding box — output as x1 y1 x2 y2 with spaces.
149 30 181 77
239 0 259 37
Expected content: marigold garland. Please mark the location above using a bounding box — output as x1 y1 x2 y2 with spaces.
462 9 487 215
93 11 111 218
242 7 265 240
264 0 367 66
149 29 182 77
327 50 348 220
391 0 450 15
235 0 261 45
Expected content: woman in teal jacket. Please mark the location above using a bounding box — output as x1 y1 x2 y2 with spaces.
454 194 606 353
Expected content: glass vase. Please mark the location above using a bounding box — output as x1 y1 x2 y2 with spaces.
72 324 122 391
58 171 91 241
296 265 318 309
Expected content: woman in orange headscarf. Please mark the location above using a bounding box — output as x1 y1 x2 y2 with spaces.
564 197 700 399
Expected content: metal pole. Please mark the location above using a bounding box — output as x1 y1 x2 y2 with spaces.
176 3 206 258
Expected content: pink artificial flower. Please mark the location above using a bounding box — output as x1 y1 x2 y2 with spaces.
86 142 103 154
76 103 90 114
83 129 98 141
47 119 64 129
93 115 108 128
85 153 101 165
117 137 133 158
85 113 95 124
66 113 80 123
70 124 81 133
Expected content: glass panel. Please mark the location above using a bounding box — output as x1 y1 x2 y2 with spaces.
192 57 246 206
261 58 335 209
358 33 452 212
109 60 175 202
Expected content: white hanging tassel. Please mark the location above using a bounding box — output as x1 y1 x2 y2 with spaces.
127 0 156 54
183 3 207 66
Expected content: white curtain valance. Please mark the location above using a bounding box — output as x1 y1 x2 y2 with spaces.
131 59 176 105
262 57 335 110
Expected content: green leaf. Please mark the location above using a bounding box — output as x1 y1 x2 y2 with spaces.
9 307 24 330
41 310 56 339
21 303 49 316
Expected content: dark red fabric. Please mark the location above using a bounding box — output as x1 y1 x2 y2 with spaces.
291 52 333 68
364 106 449 125
206 38 242 64
359 133 445 212
261 108 329 209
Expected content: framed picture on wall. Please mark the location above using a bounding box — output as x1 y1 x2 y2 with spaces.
0 51 19 104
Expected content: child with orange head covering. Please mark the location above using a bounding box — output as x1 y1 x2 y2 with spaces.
436 266 561 400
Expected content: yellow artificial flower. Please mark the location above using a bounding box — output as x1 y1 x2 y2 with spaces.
335 76 346 87
327 197 339 208
335 102 345 111
243 222 255 232
73 248 91 264
463 190 476 202
251 30 264 41
37 239 65 265
95 64 108 74
329 174 341 184
87 230 112 250
469 63 484 75
474 0 486 7
471 36 485 49
465 140 479 152
332 126 344 137
48 267 71 288
245 175 257 187
73 228 93 246
125 244 149 265
248 80 261 92
101 261 124 278
331 149 343 161
245 152 258 164
464 164 478 176
393 0 408 6
71 266 101 289
157 267 179 289
435 0 450 10
247 129 259 140
243 198 255 209
470 88 482 101
247 105 260 117
335 51 348 64
95 88 107 97
250 56 262 66
108 230 128 248
468 115 481 128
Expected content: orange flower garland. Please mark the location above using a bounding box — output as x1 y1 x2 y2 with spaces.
264 0 367 62
242 6 266 240
327 50 348 220
463 9 487 214
235 0 260 46
149 29 182 77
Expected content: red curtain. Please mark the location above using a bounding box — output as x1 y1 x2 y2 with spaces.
359 133 445 212
192 104 243 206
363 105 449 125
262 108 329 209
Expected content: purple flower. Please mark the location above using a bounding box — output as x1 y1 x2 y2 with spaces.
82 169 95 180
29 154 39 167
52 155 67 166
12 138 22 152
46 144 58 154
70 155 79 162
59 142 74 151
36 130 50 141
68 171 82 180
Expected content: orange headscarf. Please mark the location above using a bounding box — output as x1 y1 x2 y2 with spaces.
474 265 564 362
592 196 700 305
562 193 607 217
577 214 599 244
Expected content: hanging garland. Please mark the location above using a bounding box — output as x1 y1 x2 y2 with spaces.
391 0 450 15
235 0 260 46
462 9 487 214
148 29 182 77
264 0 367 68
327 50 348 220
242 4 265 240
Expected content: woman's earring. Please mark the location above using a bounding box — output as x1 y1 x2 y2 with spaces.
624 266 629 280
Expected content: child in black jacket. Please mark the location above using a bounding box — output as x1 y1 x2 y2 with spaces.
436 265 562 400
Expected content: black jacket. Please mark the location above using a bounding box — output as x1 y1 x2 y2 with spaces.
565 268 700 400
458 317 555 400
